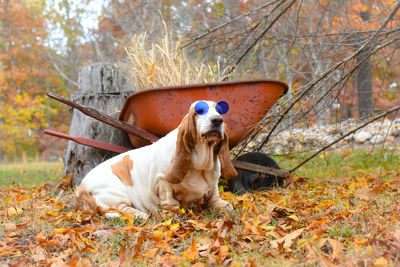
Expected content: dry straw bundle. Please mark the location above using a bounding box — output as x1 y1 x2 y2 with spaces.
124 25 232 90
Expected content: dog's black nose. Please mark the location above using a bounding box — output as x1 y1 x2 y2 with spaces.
211 116 223 127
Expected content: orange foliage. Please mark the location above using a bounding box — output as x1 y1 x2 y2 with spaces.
0 0 66 158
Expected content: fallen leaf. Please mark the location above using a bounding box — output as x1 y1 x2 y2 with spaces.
8 259 32 267
145 247 159 258
51 228 69 236
374 257 388 266
5 223 16 232
32 246 46 262
270 228 305 251
55 174 74 191
182 238 199 261
119 244 127 263
217 245 230 264
157 254 181 266
65 254 79 267
7 207 22 217
93 229 113 240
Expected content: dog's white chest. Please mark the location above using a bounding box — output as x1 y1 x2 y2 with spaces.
173 170 217 203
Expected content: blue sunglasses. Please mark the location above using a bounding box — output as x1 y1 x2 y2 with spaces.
195 101 229 115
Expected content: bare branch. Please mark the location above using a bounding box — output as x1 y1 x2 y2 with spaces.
255 0 400 150
181 0 280 48
47 51 79 88
229 0 297 74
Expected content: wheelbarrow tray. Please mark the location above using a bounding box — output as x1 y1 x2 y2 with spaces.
119 79 288 148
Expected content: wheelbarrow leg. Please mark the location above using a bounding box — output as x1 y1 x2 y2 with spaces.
44 130 131 154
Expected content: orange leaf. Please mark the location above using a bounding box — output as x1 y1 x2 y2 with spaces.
119 244 127 263
133 233 146 259
81 244 97 254
182 238 199 261
270 228 305 251
65 255 79 267
217 245 230 264
149 63 155 81
374 257 388 266
16 219 32 228
47 211 59 217
32 246 46 262
51 228 69 235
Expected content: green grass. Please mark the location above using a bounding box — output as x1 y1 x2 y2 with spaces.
1 149 398 187
275 149 400 178
0 161 63 187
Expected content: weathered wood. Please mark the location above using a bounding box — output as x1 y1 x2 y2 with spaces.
63 63 135 186
232 160 289 180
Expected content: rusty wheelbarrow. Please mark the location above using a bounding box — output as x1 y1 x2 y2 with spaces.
45 79 290 194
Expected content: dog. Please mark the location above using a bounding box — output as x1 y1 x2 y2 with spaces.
75 100 238 219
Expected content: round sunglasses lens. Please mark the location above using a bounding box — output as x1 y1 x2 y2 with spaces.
195 101 209 115
216 101 229 115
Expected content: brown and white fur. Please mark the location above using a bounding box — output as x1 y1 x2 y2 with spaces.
75 100 238 219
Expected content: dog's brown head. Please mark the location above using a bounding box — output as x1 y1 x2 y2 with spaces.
165 100 238 184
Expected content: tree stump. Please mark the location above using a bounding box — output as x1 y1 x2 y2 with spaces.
64 63 135 186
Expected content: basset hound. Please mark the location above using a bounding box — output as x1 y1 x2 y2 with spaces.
75 100 238 219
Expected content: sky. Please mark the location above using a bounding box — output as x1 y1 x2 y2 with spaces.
46 0 104 52
80 0 103 34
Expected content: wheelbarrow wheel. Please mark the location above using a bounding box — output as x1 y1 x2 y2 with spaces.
228 152 283 195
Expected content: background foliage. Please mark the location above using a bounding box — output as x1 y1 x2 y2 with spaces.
0 0 399 160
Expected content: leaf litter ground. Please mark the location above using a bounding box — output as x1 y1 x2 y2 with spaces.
1 157 400 266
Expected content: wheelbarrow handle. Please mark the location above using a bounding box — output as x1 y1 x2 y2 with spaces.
44 130 131 154
47 92 160 143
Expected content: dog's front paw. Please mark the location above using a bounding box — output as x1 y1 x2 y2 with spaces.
210 199 232 211
133 209 149 220
161 204 181 213
224 202 233 211
160 198 181 213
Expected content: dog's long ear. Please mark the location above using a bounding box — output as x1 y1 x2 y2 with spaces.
164 108 197 184
218 132 238 180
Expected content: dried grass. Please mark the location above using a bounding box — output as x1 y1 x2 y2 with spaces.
124 24 232 90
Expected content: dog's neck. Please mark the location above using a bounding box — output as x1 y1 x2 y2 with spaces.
191 138 220 171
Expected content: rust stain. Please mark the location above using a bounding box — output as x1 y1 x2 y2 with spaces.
76 184 97 211
111 155 134 187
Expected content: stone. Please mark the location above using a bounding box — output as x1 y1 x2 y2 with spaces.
254 117 400 154
343 133 354 142
354 131 372 144
322 135 334 145
370 134 385 144
274 144 284 154
391 129 400 137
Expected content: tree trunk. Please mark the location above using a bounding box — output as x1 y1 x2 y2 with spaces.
356 46 373 118
64 63 135 186
0 0 10 161
356 9 373 118
1 0 10 70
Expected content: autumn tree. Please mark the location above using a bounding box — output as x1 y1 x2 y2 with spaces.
0 0 66 160
46 0 96 88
